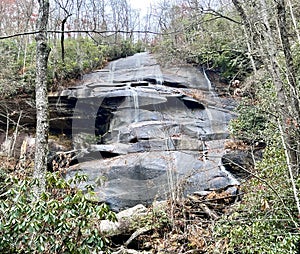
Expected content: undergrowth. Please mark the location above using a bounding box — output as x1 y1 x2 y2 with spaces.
0 167 116 253
213 143 300 253
213 77 300 253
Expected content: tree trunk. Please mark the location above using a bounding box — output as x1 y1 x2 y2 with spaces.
287 0 300 44
232 0 257 74
277 0 300 120
232 0 300 175
276 0 300 175
61 14 71 62
34 0 50 197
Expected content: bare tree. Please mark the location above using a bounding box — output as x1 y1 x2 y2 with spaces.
232 0 300 216
33 0 50 196
53 0 72 62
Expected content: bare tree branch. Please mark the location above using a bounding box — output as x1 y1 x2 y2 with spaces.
205 8 241 24
224 156 298 227
0 29 170 40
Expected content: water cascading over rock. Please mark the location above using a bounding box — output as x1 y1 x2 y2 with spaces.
60 52 238 211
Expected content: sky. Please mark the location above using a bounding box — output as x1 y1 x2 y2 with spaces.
129 0 153 10
129 0 159 14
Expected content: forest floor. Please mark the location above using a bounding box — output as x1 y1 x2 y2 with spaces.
108 185 241 253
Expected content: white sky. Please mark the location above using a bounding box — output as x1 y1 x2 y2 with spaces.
129 0 159 14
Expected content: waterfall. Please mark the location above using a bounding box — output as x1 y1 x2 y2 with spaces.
203 68 216 98
203 68 225 135
130 88 139 123
109 60 117 83
117 130 121 143
154 65 164 85
203 68 216 134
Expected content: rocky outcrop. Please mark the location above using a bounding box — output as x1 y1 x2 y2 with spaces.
59 53 238 210
221 141 266 180
68 150 238 210
0 52 243 211
55 53 238 210
222 151 255 180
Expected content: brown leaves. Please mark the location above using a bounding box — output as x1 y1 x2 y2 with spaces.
260 199 270 211
142 188 239 253
187 225 209 250
285 117 299 128
224 140 249 151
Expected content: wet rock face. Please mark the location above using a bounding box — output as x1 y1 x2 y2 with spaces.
59 52 238 211
69 151 235 211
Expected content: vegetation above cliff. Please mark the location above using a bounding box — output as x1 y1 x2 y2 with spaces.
0 37 145 98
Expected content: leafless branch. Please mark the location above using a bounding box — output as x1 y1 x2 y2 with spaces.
124 225 153 247
0 29 172 40
224 156 298 227
205 8 240 24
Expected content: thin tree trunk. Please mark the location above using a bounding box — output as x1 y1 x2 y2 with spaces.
61 14 71 63
287 0 300 44
243 26 257 75
232 0 257 74
276 0 300 175
278 119 300 217
34 0 50 197
232 0 300 175
276 0 300 120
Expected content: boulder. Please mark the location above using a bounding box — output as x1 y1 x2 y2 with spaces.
68 150 238 211
100 204 148 235
221 151 254 179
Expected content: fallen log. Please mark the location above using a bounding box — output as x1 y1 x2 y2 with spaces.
100 201 168 236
